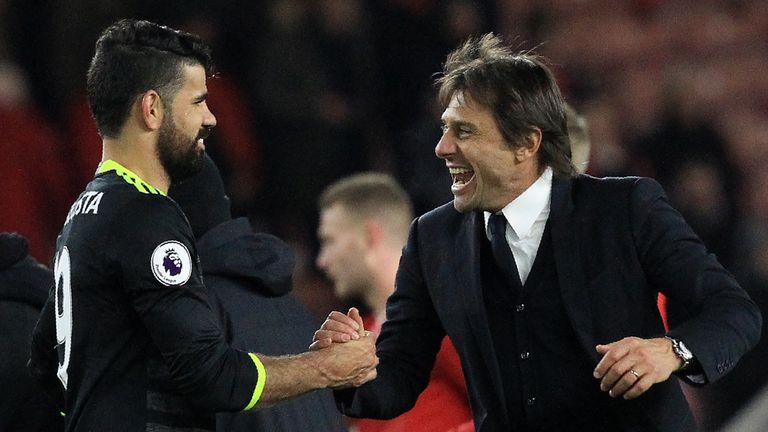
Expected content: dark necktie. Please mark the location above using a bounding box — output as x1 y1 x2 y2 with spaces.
489 213 521 285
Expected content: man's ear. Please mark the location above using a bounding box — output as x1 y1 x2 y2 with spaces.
514 126 542 162
139 90 164 131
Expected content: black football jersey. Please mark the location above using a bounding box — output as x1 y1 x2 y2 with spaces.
30 160 264 431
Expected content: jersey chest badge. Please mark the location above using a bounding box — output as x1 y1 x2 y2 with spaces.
151 241 193 286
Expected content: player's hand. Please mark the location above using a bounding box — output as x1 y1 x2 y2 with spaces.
593 336 683 400
314 331 378 389
310 307 367 350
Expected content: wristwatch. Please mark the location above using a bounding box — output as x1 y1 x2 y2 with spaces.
665 336 694 371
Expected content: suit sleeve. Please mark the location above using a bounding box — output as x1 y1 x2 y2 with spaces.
336 217 445 418
630 177 762 384
111 195 263 411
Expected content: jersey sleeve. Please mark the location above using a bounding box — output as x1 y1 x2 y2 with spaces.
28 289 66 413
110 195 264 411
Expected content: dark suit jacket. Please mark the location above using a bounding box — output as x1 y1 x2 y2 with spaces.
336 175 762 431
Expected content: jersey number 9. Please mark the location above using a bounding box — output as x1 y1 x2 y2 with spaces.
54 246 72 389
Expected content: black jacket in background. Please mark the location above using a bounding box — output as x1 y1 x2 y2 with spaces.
197 218 346 432
0 233 63 431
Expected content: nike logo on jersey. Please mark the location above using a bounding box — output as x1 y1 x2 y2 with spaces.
64 191 104 225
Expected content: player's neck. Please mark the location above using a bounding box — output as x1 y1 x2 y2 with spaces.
102 136 170 193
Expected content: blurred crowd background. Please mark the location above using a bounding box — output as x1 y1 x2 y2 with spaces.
1 0 767 429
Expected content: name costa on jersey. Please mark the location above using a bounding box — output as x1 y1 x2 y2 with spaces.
64 191 104 225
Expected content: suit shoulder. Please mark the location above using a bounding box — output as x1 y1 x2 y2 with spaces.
572 175 664 201
409 201 474 246
417 201 462 226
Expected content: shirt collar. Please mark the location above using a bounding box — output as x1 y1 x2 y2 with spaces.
484 166 553 239
97 159 166 196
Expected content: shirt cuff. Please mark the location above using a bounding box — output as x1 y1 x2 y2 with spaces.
684 373 706 384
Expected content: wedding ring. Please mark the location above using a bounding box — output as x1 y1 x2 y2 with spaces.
629 369 641 379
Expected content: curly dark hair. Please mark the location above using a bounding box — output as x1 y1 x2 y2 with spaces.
86 19 214 138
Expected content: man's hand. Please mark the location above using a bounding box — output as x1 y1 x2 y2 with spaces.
310 307 370 350
304 307 378 388
255 322 378 406
593 336 683 400
312 331 378 389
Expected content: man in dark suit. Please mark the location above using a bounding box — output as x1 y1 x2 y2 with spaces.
312 34 761 431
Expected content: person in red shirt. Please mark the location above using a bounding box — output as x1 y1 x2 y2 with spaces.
317 173 473 432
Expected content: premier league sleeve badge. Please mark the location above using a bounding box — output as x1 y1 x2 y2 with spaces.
151 240 193 286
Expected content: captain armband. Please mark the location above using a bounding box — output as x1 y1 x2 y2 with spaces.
243 353 267 411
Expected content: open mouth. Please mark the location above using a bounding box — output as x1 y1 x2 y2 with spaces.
197 127 212 141
449 167 475 192
195 127 211 150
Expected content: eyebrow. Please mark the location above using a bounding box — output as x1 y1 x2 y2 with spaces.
441 118 475 130
192 92 209 103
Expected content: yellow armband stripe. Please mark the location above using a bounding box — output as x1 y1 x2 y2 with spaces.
244 353 266 411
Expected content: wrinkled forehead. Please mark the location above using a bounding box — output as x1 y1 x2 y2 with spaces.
441 90 494 121
443 90 478 112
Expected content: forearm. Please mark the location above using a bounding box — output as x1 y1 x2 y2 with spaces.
256 352 327 407
255 336 378 409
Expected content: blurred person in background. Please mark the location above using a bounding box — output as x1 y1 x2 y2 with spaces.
317 172 474 432
0 232 62 431
564 103 590 174
170 154 347 432
313 33 761 432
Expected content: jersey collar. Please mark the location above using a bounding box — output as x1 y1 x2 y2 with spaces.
97 159 166 196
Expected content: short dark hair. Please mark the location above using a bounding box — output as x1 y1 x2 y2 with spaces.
436 33 575 177
86 19 214 137
319 173 414 244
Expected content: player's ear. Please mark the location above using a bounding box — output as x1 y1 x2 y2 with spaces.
139 90 164 131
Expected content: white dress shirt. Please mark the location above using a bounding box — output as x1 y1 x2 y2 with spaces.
484 167 553 285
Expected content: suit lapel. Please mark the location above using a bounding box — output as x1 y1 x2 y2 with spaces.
550 176 600 362
456 211 508 411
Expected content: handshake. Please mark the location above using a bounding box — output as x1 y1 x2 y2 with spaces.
307 307 379 389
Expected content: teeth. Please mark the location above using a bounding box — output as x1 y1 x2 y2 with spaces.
449 167 473 175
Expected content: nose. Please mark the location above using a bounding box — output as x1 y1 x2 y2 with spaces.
435 130 455 160
204 105 217 128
